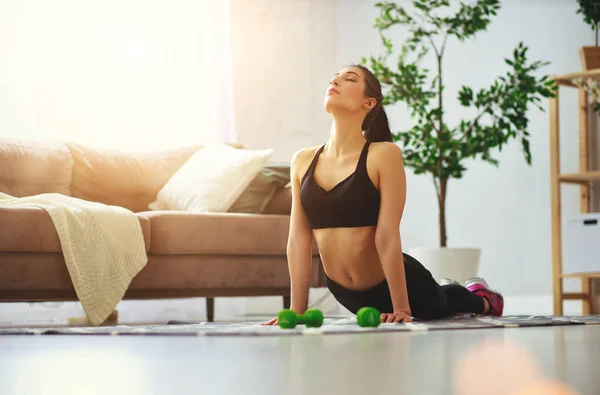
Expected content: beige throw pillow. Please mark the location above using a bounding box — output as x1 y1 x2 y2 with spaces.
149 143 273 212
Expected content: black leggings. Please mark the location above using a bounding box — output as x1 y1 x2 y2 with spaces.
325 253 485 320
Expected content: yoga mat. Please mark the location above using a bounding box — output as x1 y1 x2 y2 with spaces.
1 315 599 336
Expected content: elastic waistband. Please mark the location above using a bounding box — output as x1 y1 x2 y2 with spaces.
325 272 389 297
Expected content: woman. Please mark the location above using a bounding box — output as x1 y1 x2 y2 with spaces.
263 65 503 325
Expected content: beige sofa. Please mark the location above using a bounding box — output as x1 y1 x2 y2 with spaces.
0 139 324 322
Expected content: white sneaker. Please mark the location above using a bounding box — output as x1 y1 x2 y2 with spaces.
440 278 460 286
464 277 490 289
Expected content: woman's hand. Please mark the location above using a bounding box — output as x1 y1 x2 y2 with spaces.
381 310 412 323
261 317 278 326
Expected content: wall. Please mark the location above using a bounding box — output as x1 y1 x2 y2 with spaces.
0 0 233 151
0 0 339 155
230 0 338 161
336 0 596 300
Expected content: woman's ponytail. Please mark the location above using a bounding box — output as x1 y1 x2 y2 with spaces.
363 104 392 143
352 64 393 143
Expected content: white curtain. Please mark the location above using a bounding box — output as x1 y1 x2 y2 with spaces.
0 0 235 151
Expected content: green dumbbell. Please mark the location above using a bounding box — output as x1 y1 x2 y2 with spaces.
356 307 381 327
278 309 324 329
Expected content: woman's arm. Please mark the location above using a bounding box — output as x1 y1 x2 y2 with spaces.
262 149 315 325
373 143 411 322
287 149 316 314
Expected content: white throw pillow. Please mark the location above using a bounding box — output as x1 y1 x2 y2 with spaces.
149 143 273 212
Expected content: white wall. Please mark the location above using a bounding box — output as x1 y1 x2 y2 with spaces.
336 0 596 298
230 0 337 161
0 0 233 151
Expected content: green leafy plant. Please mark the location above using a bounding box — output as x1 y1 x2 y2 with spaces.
361 0 556 247
577 0 600 46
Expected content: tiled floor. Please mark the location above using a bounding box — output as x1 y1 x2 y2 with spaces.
1 325 599 395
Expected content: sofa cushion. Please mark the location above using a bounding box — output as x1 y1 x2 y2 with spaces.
0 139 73 197
66 143 203 213
0 207 151 253
140 211 318 255
149 143 273 213
66 142 245 213
228 162 291 214
263 185 292 215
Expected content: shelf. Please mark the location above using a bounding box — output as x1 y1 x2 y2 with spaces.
555 68 600 87
560 272 600 279
550 68 599 315
562 292 589 300
558 171 600 184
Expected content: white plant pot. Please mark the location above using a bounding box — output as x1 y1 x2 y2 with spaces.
407 247 481 285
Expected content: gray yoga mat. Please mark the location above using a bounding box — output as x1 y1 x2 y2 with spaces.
1 315 599 336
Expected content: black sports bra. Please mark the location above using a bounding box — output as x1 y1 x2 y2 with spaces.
300 141 380 229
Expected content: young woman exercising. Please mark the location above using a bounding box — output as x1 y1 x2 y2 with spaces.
263 65 503 325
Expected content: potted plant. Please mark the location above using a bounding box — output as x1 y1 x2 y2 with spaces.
577 0 600 70
361 0 556 283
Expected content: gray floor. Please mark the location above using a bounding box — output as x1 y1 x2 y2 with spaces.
0 325 599 395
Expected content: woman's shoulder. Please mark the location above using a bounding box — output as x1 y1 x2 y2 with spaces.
290 145 323 178
369 141 403 158
367 142 404 174
292 145 323 166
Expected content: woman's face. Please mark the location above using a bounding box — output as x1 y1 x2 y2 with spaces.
324 66 375 114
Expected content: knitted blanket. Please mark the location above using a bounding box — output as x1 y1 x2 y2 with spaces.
0 193 147 326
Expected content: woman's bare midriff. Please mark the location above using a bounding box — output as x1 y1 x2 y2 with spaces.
314 226 387 291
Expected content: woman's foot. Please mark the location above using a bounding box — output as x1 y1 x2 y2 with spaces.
464 277 504 316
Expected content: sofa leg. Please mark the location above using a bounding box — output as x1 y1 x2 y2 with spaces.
283 295 290 309
206 297 214 322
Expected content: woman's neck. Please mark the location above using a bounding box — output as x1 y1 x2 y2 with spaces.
327 114 365 157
